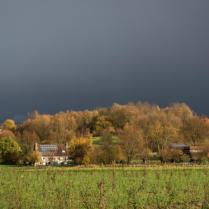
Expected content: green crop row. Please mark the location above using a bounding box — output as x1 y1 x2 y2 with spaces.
0 166 208 209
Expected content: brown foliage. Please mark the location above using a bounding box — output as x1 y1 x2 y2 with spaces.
119 124 145 163
7 102 209 164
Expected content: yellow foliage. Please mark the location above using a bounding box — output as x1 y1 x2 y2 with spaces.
2 119 16 131
68 136 93 165
70 136 92 146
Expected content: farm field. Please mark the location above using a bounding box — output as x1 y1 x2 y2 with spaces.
0 166 209 209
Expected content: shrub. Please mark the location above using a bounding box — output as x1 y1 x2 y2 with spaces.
21 151 41 165
0 137 22 164
160 148 184 163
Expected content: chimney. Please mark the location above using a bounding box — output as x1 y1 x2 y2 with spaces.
65 142 69 150
34 143 39 151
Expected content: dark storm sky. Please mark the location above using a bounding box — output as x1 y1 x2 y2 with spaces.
1 0 209 121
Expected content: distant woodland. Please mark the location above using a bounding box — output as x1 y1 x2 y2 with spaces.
0 102 209 165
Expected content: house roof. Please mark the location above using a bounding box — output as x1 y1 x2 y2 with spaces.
169 143 190 149
38 144 68 156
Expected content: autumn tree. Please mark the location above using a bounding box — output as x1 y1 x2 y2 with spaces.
107 104 133 129
48 115 73 143
17 130 39 162
68 136 93 165
182 117 209 145
95 132 124 164
0 129 16 139
119 124 145 164
2 119 16 131
75 111 98 136
20 114 51 142
94 115 114 136
145 117 180 153
165 103 193 121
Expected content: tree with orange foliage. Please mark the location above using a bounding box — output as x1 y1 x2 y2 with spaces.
119 124 145 164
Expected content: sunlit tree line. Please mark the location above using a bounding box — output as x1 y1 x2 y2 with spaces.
0 102 209 165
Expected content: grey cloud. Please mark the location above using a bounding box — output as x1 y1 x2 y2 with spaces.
0 0 209 121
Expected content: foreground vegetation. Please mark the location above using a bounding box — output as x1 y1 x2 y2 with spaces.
0 166 209 209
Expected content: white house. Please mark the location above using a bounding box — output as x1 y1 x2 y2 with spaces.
34 143 68 165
